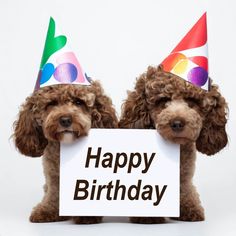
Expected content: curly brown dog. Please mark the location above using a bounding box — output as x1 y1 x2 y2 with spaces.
14 81 118 224
119 65 228 224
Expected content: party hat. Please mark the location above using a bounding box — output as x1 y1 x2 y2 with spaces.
34 17 91 90
161 13 209 90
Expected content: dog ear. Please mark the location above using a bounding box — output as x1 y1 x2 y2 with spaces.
196 85 228 155
14 98 48 157
90 82 118 128
119 69 153 129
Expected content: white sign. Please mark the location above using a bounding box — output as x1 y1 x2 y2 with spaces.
60 129 180 217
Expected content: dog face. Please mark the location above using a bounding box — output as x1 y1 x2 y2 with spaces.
145 75 208 144
150 98 203 145
14 82 118 157
38 86 95 144
119 66 228 155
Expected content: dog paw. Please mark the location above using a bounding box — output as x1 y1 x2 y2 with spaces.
30 208 69 223
172 207 205 222
73 216 103 224
129 217 166 224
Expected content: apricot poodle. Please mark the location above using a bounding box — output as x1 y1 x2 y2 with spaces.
119 65 228 224
14 81 118 224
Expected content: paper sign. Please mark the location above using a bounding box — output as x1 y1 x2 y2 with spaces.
60 129 180 217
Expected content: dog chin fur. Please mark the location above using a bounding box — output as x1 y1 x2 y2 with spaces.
60 132 77 144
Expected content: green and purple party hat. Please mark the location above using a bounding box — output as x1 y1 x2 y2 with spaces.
35 17 91 90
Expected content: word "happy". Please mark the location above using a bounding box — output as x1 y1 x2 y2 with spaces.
85 147 156 174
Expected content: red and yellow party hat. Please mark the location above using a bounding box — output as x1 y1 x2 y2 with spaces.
161 13 209 90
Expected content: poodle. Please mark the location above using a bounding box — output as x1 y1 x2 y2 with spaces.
119 65 228 224
14 81 118 224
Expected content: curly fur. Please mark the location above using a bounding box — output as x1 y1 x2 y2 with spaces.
119 65 228 224
14 81 118 224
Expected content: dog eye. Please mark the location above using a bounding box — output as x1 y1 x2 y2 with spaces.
156 97 171 106
46 100 58 109
73 99 84 106
185 98 200 107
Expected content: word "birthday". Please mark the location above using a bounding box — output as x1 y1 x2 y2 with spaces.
74 179 167 206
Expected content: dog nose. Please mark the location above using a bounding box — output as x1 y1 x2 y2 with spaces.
170 119 185 132
59 116 72 128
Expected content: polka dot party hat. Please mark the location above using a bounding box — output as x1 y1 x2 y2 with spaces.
161 13 209 90
34 17 91 90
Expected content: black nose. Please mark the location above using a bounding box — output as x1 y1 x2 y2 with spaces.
59 116 72 128
170 119 185 132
